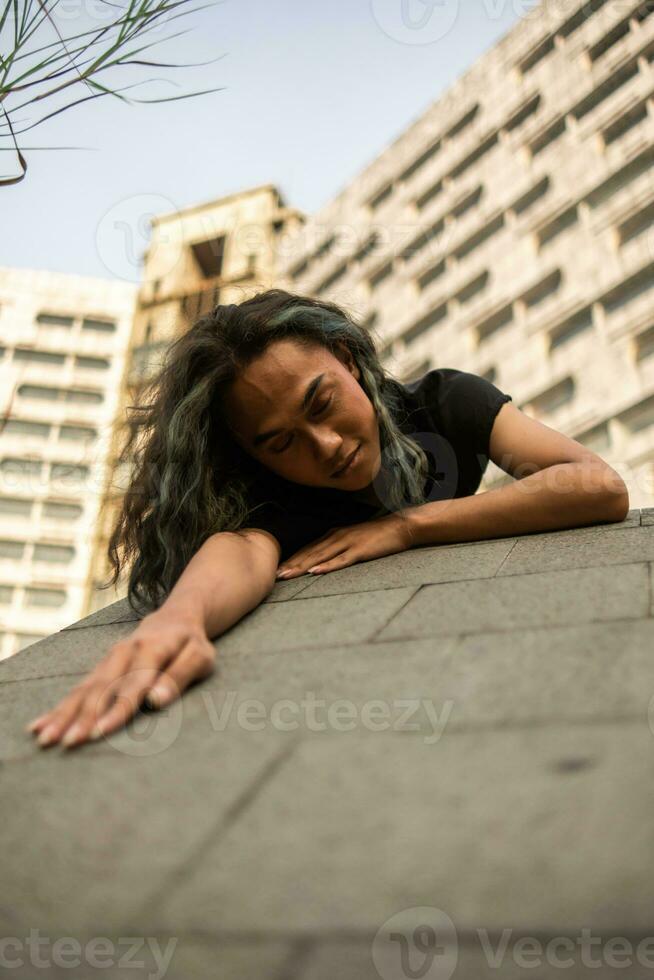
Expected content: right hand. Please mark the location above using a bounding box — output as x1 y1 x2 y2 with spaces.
25 608 217 750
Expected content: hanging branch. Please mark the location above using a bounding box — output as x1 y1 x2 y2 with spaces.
0 0 225 184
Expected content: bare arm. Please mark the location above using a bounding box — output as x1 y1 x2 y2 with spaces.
26 527 281 750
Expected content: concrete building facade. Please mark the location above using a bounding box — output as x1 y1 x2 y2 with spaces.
85 184 305 613
276 0 654 505
0 267 136 659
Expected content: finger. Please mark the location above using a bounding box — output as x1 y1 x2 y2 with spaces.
61 665 162 749
146 639 216 707
30 683 91 748
277 529 345 574
280 541 351 578
307 550 358 574
81 666 164 741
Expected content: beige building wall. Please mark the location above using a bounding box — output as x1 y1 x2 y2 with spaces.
276 0 654 507
86 184 305 612
0 267 137 659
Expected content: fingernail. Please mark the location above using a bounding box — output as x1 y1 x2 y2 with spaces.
61 724 83 747
88 725 103 741
308 566 320 573
277 570 290 579
37 725 58 747
26 716 46 733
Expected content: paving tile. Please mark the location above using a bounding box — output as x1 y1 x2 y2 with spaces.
297 937 650 980
376 563 649 641
0 620 140 684
263 576 316 602
438 618 654 728
497 524 654 577
216 586 418 656
293 538 516 599
0 718 295 935
641 507 654 525
154 723 654 935
62 596 141 631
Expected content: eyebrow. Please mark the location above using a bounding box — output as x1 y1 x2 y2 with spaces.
252 373 326 447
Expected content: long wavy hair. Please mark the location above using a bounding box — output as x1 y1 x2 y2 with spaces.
105 288 431 615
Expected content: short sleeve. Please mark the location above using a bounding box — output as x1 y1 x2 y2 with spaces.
242 497 336 564
434 369 513 462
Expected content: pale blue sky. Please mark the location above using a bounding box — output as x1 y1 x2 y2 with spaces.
2 0 525 280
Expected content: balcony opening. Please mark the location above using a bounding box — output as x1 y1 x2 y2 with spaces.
403 304 448 345
572 60 640 121
537 206 579 248
617 199 654 246
191 235 226 278
476 303 513 343
549 307 594 349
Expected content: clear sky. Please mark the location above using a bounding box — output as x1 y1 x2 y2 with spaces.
1 0 526 281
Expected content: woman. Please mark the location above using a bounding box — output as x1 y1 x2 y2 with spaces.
25 289 629 749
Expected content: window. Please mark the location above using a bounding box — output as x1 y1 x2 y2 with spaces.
558 0 609 38
588 17 631 63
586 147 654 209
36 312 74 327
476 303 513 343
619 393 654 433
521 271 562 308
0 585 13 605
572 61 640 121
450 186 483 219
58 424 97 442
23 587 67 608
42 500 83 521
549 307 594 349
602 263 654 315
74 355 110 371
33 543 75 563
415 179 444 211
616 200 654 247
511 177 550 216
529 376 575 415
505 95 542 133
634 324 654 361
529 117 566 157
453 214 504 261
191 235 226 278
2 419 50 438
399 138 442 183
402 359 432 383
602 102 648 146
369 261 393 290
353 233 380 264
537 207 578 248
316 261 348 294
481 366 497 383
65 388 104 404
49 462 90 484
576 421 611 454
0 496 32 517
444 104 479 140
403 303 447 345
0 458 42 476
81 317 116 333
13 348 66 366
0 539 24 559
449 133 499 181
417 259 446 292
16 384 104 404
314 234 336 260
368 182 393 211
401 219 444 261
518 34 555 75
454 271 489 305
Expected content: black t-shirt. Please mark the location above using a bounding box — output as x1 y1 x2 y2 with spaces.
241 367 513 562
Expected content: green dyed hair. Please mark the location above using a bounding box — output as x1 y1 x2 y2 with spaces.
105 288 430 615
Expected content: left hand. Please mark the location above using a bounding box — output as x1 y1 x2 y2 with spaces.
275 513 414 578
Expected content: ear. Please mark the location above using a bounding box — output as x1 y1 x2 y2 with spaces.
333 341 360 379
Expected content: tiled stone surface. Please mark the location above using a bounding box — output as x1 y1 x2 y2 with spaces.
155 723 654 934
61 596 141 631
3 518 654 974
376 563 649 640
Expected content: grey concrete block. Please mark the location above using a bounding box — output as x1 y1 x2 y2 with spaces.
216 586 419 656
0 721 295 935
376 563 649 641
641 508 654 525
154 723 654 935
263 576 316 602
0 620 139 684
293 538 516 599
62 596 141 631
439 618 654 728
497 524 654 577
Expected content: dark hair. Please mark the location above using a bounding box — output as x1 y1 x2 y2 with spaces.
103 288 430 615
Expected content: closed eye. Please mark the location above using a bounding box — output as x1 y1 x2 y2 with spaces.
272 397 333 454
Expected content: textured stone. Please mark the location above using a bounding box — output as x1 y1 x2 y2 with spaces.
496 524 654 576
376 563 649 641
155 724 654 935
62 596 141 631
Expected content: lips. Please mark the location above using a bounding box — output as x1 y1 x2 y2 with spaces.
332 444 359 477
